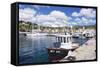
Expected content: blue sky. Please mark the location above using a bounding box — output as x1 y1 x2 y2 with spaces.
19 4 96 27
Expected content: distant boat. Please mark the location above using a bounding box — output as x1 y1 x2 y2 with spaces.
26 32 48 37
83 33 94 38
72 32 82 38
82 29 96 38
47 33 79 61
19 32 29 36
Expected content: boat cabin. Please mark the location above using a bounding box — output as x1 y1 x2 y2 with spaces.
55 34 72 43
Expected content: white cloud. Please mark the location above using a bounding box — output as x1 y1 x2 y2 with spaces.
89 19 95 23
80 8 96 18
81 17 96 25
50 10 68 20
81 17 88 23
36 14 67 27
33 5 50 10
36 15 56 23
19 8 37 22
75 18 81 21
19 7 96 26
73 17 96 26
35 10 68 27
19 8 68 27
67 22 78 26
72 8 96 18
67 17 72 21
72 12 79 17
41 22 53 27
71 8 96 26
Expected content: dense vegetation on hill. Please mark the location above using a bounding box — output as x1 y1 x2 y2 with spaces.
19 21 32 32
19 21 96 32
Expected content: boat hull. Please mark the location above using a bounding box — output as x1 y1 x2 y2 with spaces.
47 48 70 61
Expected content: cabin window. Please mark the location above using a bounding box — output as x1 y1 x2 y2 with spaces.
67 37 68 43
60 37 62 42
70 37 71 41
68 37 70 43
56 51 60 53
64 37 66 43
50 50 55 53
67 37 71 43
62 37 64 43
58 37 60 42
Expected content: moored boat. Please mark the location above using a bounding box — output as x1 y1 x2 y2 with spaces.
47 33 79 61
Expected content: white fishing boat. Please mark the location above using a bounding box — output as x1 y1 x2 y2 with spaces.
47 33 79 61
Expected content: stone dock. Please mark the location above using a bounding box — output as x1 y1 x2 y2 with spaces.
73 38 96 60
59 38 96 62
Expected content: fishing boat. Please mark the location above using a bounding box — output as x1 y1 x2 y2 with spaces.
47 33 79 61
82 29 96 38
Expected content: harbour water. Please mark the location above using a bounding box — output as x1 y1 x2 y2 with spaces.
19 34 88 64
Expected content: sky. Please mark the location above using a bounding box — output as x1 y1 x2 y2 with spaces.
19 4 96 27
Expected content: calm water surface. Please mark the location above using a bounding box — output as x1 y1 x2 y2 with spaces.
19 34 88 64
